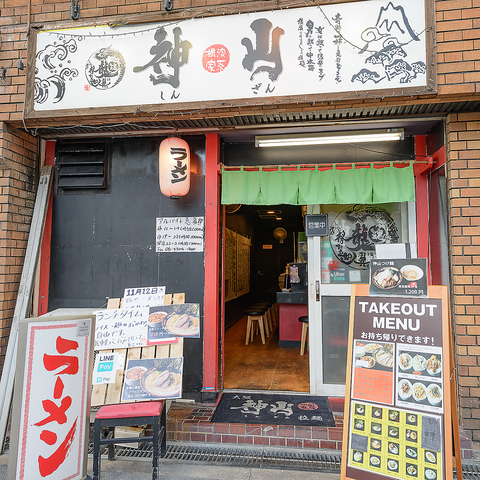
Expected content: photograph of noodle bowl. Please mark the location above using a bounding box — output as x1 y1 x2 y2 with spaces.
371 266 403 289
141 367 182 398
397 377 442 406
147 303 200 340
121 357 183 401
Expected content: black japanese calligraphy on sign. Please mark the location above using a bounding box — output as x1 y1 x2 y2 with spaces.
242 18 284 95
329 205 399 270
85 46 126 90
332 13 343 83
297 17 325 82
133 26 192 88
170 146 188 184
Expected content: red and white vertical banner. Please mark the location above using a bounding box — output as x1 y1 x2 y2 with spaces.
9 315 94 480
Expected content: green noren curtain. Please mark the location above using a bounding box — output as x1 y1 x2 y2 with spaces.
221 163 415 205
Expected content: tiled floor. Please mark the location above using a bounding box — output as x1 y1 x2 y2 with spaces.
223 316 309 392
167 401 345 450
162 314 344 450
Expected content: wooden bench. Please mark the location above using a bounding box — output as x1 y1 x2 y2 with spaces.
93 401 166 480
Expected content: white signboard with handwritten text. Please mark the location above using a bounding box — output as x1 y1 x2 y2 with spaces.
122 286 166 309
156 216 205 253
95 308 149 349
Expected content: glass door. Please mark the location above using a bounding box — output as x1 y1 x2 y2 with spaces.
307 202 417 395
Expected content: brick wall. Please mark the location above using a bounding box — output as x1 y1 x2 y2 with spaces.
436 0 480 96
0 123 38 374
446 112 480 445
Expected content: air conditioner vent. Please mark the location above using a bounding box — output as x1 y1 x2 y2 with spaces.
56 140 109 191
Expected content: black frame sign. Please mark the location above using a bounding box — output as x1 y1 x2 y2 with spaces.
341 284 459 480
305 214 328 237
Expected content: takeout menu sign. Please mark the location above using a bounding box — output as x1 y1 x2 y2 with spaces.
369 258 427 298
343 285 454 480
354 296 442 347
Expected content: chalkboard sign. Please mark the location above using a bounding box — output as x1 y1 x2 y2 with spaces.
156 216 204 252
341 285 461 480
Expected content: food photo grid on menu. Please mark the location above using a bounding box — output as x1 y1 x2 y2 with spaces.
396 346 443 413
349 402 442 480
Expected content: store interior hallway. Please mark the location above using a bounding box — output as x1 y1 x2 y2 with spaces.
223 315 310 392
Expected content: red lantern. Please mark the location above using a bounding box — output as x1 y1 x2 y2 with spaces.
159 137 190 198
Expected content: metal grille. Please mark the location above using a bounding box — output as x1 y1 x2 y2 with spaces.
463 463 480 479
56 140 109 191
87 441 478 477
89 442 342 472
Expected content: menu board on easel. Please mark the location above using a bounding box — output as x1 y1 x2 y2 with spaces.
341 284 460 480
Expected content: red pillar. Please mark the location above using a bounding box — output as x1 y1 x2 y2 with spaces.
414 135 431 284
203 134 221 393
37 141 55 316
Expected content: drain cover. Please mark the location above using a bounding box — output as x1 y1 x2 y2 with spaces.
89 442 342 472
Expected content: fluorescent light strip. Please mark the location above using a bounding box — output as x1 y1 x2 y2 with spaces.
255 130 404 147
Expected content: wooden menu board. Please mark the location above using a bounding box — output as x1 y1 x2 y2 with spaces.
91 293 185 406
224 228 236 302
341 284 461 480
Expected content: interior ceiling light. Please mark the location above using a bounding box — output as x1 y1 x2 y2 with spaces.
255 128 404 148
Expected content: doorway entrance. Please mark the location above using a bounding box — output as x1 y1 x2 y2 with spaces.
222 201 418 395
223 204 309 392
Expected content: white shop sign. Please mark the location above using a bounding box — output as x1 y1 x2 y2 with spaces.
9 316 94 480
31 0 429 113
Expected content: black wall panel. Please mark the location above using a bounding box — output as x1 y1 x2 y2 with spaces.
49 136 206 394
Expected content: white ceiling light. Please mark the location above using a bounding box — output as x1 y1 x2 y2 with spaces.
255 128 404 148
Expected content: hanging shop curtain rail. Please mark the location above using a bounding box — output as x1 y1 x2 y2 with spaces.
221 163 415 205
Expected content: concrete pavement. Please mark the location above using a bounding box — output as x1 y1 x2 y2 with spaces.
87 456 341 480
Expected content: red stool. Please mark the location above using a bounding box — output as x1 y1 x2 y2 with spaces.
93 401 166 480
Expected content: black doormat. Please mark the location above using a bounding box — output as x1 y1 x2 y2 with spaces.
210 393 335 427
